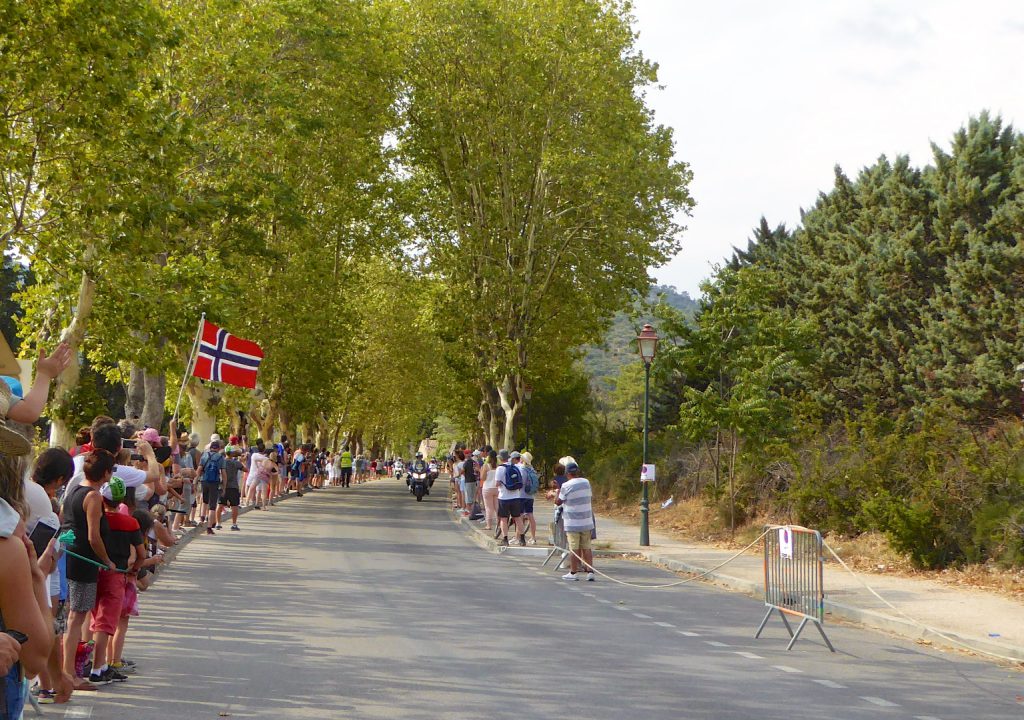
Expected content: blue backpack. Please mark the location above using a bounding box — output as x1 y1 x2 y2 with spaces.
202 452 223 483
504 463 523 491
522 466 540 495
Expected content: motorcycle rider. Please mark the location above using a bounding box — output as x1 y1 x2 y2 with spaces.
409 453 429 494
394 457 405 483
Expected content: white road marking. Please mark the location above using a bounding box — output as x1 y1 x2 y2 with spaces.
595 598 612 604
64 708 93 719
677 631 701 637
733 651 764 659
914 716 943 720
772 665 802 674
653 621 675 628
812 679 846 689
705 640 730 647
862 697 899 707
613 605 630 611
632 613 653 619
581 592 596 597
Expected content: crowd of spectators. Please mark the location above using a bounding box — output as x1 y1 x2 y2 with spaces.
449 445 596 580
0 346 387 716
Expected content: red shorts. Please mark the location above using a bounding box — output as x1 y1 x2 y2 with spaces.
90 570 127 635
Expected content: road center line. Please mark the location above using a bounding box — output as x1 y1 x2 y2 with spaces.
677 631 700 637
812 679 845 689
632 613 653 619
733 651 764 659
704 640 730 647
653 621 675 628
772 665 802 674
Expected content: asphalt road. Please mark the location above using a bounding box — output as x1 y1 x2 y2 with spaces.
70 478 1023 720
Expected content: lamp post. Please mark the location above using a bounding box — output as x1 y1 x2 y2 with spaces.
523 384 534 450
637 323 659 546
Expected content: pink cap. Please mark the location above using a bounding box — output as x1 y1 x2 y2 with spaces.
140 427 162 446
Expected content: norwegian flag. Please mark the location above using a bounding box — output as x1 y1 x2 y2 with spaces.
191 320 264 389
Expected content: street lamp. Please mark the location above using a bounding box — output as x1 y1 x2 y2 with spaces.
637 323 659 546
523 384 534 450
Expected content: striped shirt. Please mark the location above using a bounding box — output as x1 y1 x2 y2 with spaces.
558 477 594 532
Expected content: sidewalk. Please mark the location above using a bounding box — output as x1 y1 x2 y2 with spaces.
451 495 1024 664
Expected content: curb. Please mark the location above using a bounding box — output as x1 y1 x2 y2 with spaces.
449 508 1024 664
822 598 1024 663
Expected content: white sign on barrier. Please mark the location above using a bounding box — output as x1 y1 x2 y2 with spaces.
779 527 793 559
640 464 656 482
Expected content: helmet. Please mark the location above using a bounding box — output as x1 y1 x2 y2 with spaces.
416 452 423 459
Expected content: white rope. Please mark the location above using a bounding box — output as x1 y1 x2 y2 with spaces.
822 540 1023 664
541 529 768 589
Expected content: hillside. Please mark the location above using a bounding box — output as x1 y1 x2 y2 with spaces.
584 284 698 391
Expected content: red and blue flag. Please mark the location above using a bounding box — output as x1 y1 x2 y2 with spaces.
191 320 263 389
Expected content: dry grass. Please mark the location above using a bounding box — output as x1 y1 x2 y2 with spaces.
596 497 1024 600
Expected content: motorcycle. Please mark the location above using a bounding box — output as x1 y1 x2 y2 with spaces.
410 470 429 501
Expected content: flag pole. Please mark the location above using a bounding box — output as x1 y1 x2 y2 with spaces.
172 313 205 421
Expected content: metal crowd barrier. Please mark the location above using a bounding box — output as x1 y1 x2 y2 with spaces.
543 511 569 569
755 524 835 652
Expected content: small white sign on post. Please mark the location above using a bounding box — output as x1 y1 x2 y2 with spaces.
640 464 656 482
779 527 793 560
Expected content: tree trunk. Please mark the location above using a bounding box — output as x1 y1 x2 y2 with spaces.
141 370 166 430
124 366 145 422
279 411 293 446
185 382 218 444
249 398 279 444
49 271 96 448
483 383 503 448
496 374 520 450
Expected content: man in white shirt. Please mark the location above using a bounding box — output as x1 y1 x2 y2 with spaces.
67 422 163 503
555 462 595 581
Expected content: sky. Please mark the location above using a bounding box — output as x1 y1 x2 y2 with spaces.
633 0 1024 297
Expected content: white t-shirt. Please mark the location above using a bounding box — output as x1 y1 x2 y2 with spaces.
558 477 595 532
66 458 149 497
495 463 524 501
24 479 58 533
